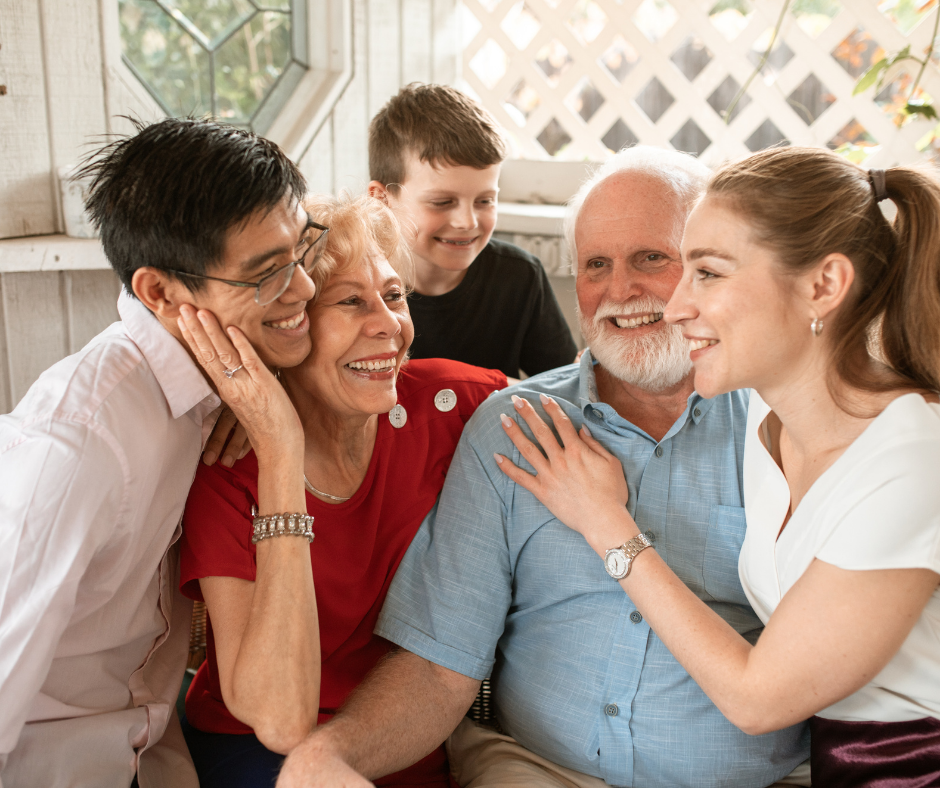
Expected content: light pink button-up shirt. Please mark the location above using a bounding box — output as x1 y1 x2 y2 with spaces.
0 291 220 788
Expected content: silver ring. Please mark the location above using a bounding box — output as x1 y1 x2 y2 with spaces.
223 365 243 379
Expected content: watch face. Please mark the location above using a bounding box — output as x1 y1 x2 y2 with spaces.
605 549 628 579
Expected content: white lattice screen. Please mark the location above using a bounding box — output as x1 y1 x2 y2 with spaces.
459 0 940 166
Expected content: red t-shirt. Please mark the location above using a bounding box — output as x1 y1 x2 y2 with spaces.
180 358 506 786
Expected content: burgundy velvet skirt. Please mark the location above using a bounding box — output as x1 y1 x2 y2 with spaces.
810 715 940 787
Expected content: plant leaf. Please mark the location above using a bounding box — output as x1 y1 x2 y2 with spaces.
889 44 912 65
854 58 888 95
904 101 939 120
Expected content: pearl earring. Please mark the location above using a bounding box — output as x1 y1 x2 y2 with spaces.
811 318 824 337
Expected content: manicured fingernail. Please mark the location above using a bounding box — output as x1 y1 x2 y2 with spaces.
511 395 524 410
581 424 592 438
493 452 504 465
500 413 513 428
202 450 217 465
539 393 551 406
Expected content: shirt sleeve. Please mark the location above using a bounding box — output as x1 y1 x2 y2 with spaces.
0 422 125 757
180 461 258 601
518 262 579 377
375 410 515 681
815 438 940 574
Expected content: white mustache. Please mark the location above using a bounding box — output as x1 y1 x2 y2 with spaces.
593 298 668 324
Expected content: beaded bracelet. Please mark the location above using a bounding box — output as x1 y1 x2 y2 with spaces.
251 510 315 544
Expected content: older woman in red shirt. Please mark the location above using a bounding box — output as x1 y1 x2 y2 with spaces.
178 194 506 788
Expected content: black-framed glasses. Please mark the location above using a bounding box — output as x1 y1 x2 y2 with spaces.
168 221 329 306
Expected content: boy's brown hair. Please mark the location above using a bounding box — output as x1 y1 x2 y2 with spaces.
369 83 507 187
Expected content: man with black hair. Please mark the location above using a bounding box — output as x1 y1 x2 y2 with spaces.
0 118 318 788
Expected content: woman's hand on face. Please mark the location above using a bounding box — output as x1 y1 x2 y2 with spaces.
178 304 303 459
495 393 633 544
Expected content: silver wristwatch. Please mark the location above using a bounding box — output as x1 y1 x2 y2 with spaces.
604 533 653 580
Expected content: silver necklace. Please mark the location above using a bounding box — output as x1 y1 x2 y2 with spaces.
304 474 352 502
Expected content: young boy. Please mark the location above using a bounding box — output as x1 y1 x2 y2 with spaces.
367 83 578 379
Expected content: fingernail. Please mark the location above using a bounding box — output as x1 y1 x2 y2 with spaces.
539 393 551 406
581 424 592 438
511 395 524 410
197 311 210 325
493 452 504 465
202 451 217 465
500 413 513 428
222 454 234 467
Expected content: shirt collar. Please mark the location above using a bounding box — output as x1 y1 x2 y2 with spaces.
118 289 219 419
576 348 716 439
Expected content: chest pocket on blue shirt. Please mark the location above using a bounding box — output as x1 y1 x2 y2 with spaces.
703 505 750 605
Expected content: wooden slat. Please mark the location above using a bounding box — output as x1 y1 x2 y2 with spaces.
97 0 166 135
299 122 336 196
331 0 371 193
64 270 121 354
401 0 433 85
368 0 403 120
432 0 458 85
38 0 108 229
0 276 11 414
0 0 55 238
1 272 68 406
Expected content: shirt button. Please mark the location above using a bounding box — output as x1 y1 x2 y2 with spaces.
434 389 457 412
592 408 603 419
629 610 643 624
693 407 702 418
655 445 664 458
604 703 619 717
388 404 408 428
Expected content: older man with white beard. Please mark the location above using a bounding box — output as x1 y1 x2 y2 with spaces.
276 147 810 788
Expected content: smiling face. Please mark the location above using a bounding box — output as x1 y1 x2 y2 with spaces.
289 249 414 419
385 152 499 291
666 197 810 399
575 172 693 392
188 196 317 368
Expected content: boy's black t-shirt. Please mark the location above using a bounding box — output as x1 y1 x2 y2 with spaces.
407 238 578 379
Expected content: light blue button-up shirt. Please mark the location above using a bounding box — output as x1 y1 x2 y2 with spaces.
376 353 809 787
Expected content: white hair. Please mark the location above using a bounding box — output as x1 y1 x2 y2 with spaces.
564 145 710 270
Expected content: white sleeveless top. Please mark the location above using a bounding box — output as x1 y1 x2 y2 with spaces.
739 391 940 722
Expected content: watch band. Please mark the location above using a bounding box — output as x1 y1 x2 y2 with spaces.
604 532 654 580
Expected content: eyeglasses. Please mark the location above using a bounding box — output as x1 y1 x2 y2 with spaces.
168 221 329 306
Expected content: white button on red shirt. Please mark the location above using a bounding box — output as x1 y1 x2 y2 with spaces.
0 290 218 788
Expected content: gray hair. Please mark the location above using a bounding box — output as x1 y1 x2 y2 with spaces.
564 146 710 269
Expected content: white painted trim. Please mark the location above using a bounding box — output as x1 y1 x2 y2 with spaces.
496 203 565 235
249 0 355 162
0 235 109 273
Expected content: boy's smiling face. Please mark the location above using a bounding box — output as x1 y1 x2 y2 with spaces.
377 151 500 294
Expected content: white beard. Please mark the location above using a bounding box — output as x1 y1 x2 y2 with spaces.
580 296 692 392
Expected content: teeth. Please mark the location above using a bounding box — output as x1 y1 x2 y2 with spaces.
438 238 473 246
689 339 718 352
266 313 304 330
346 358 396 371
614 312 663 329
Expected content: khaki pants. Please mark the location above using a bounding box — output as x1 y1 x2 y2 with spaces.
446 718 812 788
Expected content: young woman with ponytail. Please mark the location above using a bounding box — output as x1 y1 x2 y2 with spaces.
494 147 940 786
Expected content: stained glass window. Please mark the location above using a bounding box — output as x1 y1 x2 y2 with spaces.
119 0 307 133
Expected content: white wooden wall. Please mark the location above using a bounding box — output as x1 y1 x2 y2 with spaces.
0 0 460 414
